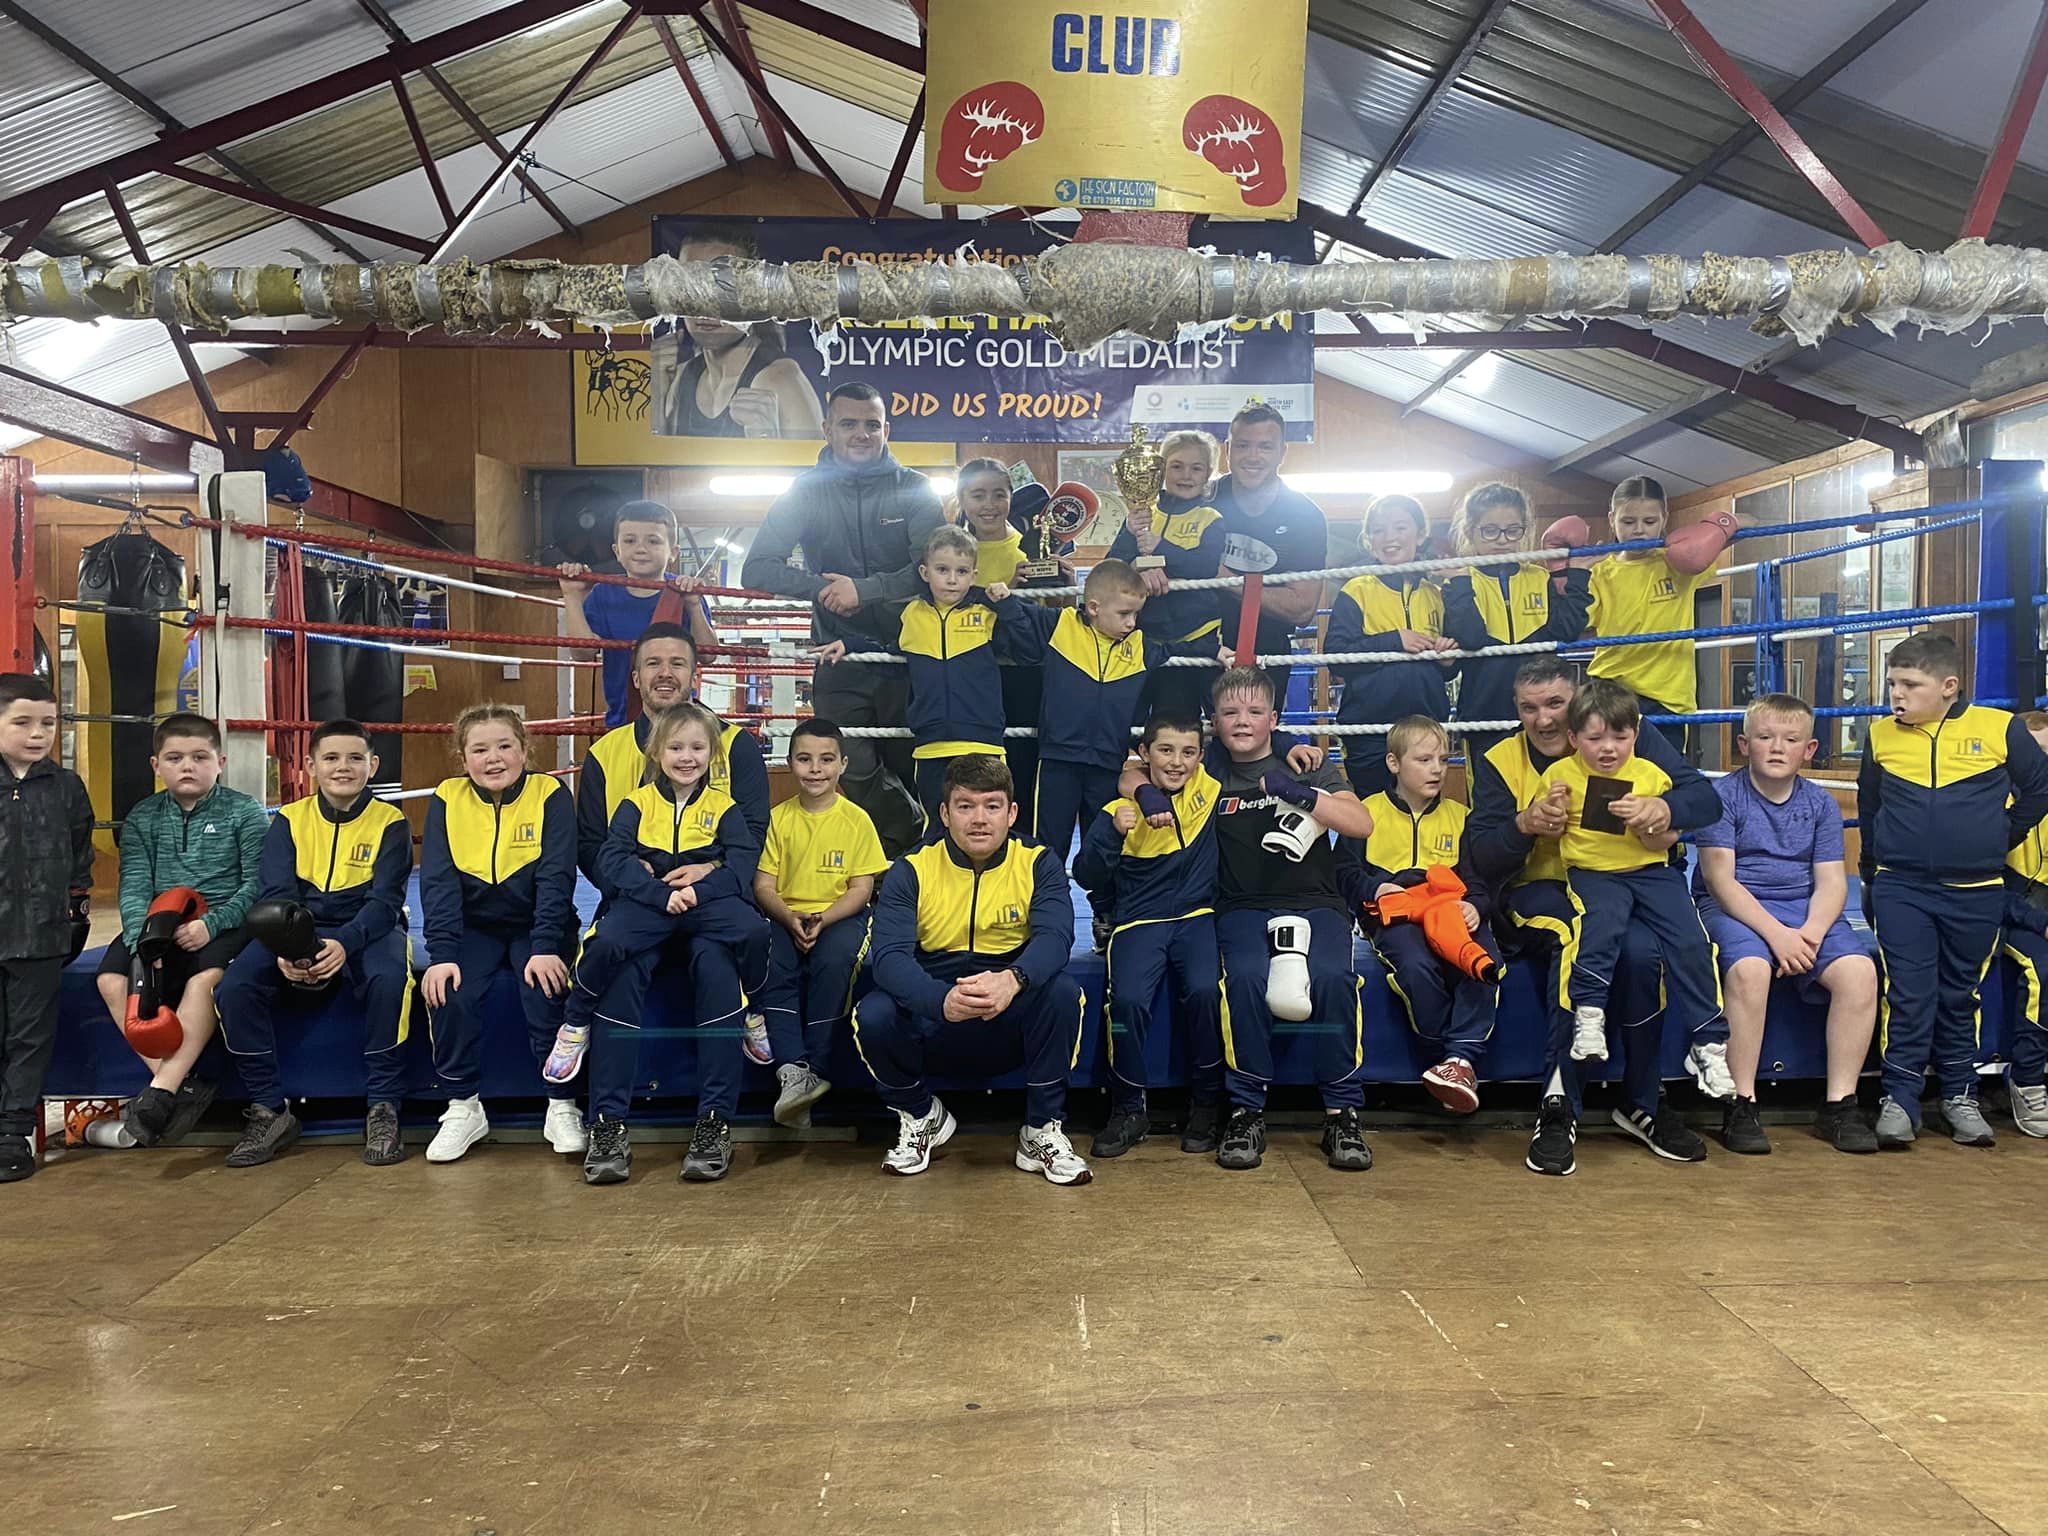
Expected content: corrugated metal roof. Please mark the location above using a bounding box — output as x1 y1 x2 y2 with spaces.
1589 422 1777 488
1314 348 1453 404
1578 0 1904 80
0 17 159 199
1829 0 2048 174
738 5 921 124
1302 37 1434 161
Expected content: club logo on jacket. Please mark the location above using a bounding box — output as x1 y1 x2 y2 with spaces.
512 821 538 847
350 840 374 863
996 903 1023 925
697 808 719 831
1519 592 1545 614
1653 577 1677 599
819 849 846 871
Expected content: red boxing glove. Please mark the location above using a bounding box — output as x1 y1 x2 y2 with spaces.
936 83 1045 193
1182 95 1288 208
1664 509 1740 576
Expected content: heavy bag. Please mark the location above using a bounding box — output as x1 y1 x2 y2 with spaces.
301 565 347 725
75 532 186 855
334 571 404 782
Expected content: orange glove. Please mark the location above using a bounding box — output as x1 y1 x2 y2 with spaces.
1363 866 1501 984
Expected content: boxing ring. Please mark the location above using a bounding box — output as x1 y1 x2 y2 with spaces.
9 456 2046 1132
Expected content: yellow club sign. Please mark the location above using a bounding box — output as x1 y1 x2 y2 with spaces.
924 2 1306 217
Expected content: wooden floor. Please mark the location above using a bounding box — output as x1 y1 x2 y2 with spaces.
9 1118 2046 1536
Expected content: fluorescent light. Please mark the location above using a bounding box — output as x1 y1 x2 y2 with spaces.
1281 471 1454 496
927 476 956 498
35 473 195 492
1861 471 1894 495
707 475 794 497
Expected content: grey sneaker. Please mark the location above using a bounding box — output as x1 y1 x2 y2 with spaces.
363 1101 407 1166
2009 1080 2048 1138
1941 1096 1995 1147
225 1103 301 1168
681 1112 733 1181
1874 1095 1916 1149
772 1062 830 1128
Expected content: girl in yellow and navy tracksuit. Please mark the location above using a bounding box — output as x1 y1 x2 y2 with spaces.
556 701 770 1184
1441 483 1592 757
1072 712 1223 1154
2001 722 2048 1123
419 706 578 1143
1105 428 1227 723
1327 493 1453 800
1587 476 1706 752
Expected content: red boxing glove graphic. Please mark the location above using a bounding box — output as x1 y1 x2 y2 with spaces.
1182 95 1288 208
936 83 1046 193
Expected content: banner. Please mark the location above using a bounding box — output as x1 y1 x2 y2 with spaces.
571 214 1313 461
924 1 1306 217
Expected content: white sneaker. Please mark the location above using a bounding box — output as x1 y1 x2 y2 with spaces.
543 1099 589 1154
1016 1120 1093 1185
741 1013 773 1065
1686 1041 1736 1100
541 1024 589 1084
2010 1080 2048 1138
883 1098 955 1176
425 1097 488 1163
1570 1006 1609 1062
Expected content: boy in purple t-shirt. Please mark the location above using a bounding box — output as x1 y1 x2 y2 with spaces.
1694 693 1878 1156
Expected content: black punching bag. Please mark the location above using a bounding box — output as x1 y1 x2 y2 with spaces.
301 565 347 725
75 531 186 852
335 571 404 784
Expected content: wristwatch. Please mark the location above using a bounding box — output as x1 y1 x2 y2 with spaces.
1006 965 1030 990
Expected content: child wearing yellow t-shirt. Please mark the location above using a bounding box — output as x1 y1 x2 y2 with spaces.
754 718 891 1127
1586 475 1723 751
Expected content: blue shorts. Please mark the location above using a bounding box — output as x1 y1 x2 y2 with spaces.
1697 893 1869 1002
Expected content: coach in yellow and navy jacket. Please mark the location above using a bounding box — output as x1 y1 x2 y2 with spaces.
420 770 577 1104
1072 718 1223 1148
852 760 1083 1139
217 739 413 1120
1857 665 2048 1128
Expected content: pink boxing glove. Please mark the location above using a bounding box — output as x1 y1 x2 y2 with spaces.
1665 509 1740 576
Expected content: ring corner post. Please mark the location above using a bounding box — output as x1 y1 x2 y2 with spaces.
196 470 270 801
0 456 34 675
1975 459 2045 710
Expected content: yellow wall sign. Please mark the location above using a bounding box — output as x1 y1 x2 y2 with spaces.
924 1 1306 217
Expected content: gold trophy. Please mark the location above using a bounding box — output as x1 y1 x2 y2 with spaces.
1113 424 1169 574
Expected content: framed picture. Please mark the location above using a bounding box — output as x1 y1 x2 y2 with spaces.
1789 596 1823 620
1729 596 1752 625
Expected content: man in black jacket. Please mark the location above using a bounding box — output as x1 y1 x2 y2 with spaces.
741 382 942 854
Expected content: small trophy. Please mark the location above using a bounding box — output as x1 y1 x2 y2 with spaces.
1016 480 1101 588
1113 424 1169 573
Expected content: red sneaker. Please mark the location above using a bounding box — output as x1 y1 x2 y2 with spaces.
1422 1058 1480 1115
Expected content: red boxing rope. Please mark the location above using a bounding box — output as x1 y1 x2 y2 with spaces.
196 614 785 660
231 717 606 735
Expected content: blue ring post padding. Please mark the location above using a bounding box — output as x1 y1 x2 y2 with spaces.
1976 461 2046 708
1753 557 1783 697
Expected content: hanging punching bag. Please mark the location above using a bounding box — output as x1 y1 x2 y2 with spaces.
75 531 187 854
301 565 346 725
335 571 404 785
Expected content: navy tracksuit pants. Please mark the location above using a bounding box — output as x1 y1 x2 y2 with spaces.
217 927 412 1111
1564 866 1724 1036
1034 759 1122 864
1103 915 1222 1113
851 972 1085 1126
1872 874 2003 1116
1216 906 1365 1112
1371 919 1502 1068
570 896 770 1122
758 912 870 1068
2002 923 2048 1089
1502 880 1665 1118
427 927 569 1101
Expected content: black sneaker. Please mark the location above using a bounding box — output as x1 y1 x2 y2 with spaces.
1612 1103 1708 1163
363 1101 406 1166
1180 1098 1223 1154
225 1104 301 1168
158 1077 217 1146
1216 1107 1266 1170
680 1112 732 1182
1092 1105 1149 1158
0 1134 33 1182
122 1086 177 1147
1526 1094 1577 1176
1320 1107 1372 1171
1092 914 1113 953
584 1115 631 1185
1814 1095 1879 1153
1720 1095 1771 1155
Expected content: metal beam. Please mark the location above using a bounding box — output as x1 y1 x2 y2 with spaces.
1317 327 1629 351
185 327 650 351
706 0 925 74
1296 200 1435 262
1600 0 1928 252
0 457 34 676
1645 0 1888 247
0 364 224 476
654 15 738 168
156 164 440 255
697 2 870 215
1 198 54 260
710 0 792 168
269 342 368 457
351 0 579 240
1962 3 2048 239
0 0 373 262
391 75 456 227
877 89 923 217
0 0 602 233
1340 0 1510 221
1546 385 1720 473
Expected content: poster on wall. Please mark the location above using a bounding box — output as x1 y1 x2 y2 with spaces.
571 214 1314 465
923 1 1307 217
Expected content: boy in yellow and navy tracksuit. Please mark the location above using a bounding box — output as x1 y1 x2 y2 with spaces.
1859 636 2048 1144
419 723 578 1120
217 720 412 1164
1327 494 1452 801
1072 711 1222 1157
1543 682 1725 1157
2000 710 2048 1136
1104 474 1225 722
1353 717 1501 1113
